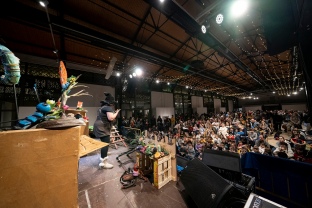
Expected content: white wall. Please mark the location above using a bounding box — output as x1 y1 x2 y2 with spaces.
214 98 221 113
193 107 207 115
155 107 175 120
151 91 173 108
220 107 226 113
191 96 203 108
282 104 307 111
243 105 262 112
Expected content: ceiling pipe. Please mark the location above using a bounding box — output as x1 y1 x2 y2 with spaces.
194 0 224 22
51 21 249 92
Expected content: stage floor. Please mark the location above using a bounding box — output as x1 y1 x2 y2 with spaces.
78 144 187 208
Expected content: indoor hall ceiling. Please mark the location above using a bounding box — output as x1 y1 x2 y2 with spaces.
1 0 311 98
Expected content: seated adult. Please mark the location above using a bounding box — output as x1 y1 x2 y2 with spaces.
250 118 259 129
259 119 272 135
273 141 294 158
255 134 270 148
217 122 229 139
276 136 291 147
290 128 306 148
234 127 246 144
248 129 259 146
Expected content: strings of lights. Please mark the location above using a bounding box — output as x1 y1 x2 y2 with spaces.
233 19 278 90
229 16 296 96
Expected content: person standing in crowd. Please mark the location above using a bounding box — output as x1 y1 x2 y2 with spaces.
171 114 175 128
93 92 121 169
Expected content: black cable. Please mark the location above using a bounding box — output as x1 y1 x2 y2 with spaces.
13 84 19 120
44 6 59 61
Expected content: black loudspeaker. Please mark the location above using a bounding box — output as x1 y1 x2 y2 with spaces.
202 149 242 183
180 158 247 208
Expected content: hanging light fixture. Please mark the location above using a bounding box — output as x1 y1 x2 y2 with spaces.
39 0 49 7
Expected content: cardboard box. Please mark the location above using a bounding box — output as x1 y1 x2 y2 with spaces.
0 126 80 208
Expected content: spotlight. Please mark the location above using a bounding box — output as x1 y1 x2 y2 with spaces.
231 0 249 17
300 87 303 91
287 94 290 96
205 90 207 92
156 80 160 83
135 67 143 76
293 91 298 95
273 91 276 94
129 74 132 78
116 72 121 77
201 21 211 33
133 72 137 77
159 0 165 3
39 0 49 7
167 82 170 85
250 93 252 95
186 86 189 88
216 14 224 24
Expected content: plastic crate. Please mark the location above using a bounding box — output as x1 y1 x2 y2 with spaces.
153 154 172 189
136 152 153 175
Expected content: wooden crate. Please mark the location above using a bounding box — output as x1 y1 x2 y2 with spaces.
136 152 153 175
153 154 172 189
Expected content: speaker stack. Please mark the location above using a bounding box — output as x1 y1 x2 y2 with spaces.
178 158 247 208
178 151 286 208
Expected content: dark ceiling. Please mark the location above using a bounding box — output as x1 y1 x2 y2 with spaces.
1 0 311 98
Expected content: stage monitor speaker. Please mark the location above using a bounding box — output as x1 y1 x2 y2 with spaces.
180 158 247 208
202 149 241 173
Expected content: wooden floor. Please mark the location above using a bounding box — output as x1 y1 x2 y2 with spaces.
78 144 187 208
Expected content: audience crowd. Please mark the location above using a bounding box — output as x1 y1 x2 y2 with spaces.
120 109 312 164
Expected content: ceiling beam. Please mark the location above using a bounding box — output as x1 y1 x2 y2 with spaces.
144 0 269 90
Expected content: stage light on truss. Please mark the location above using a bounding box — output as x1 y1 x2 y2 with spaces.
39 0 49 7
159 0 165 3
167 82 170 85
231 0 249 17
186 86 189 88
132 72 137 77
273 91 276 94
129 74 133 78
300 87 303 91
156 79 160 83
292 91 298 95
116 72 121 77
216 14 224 24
